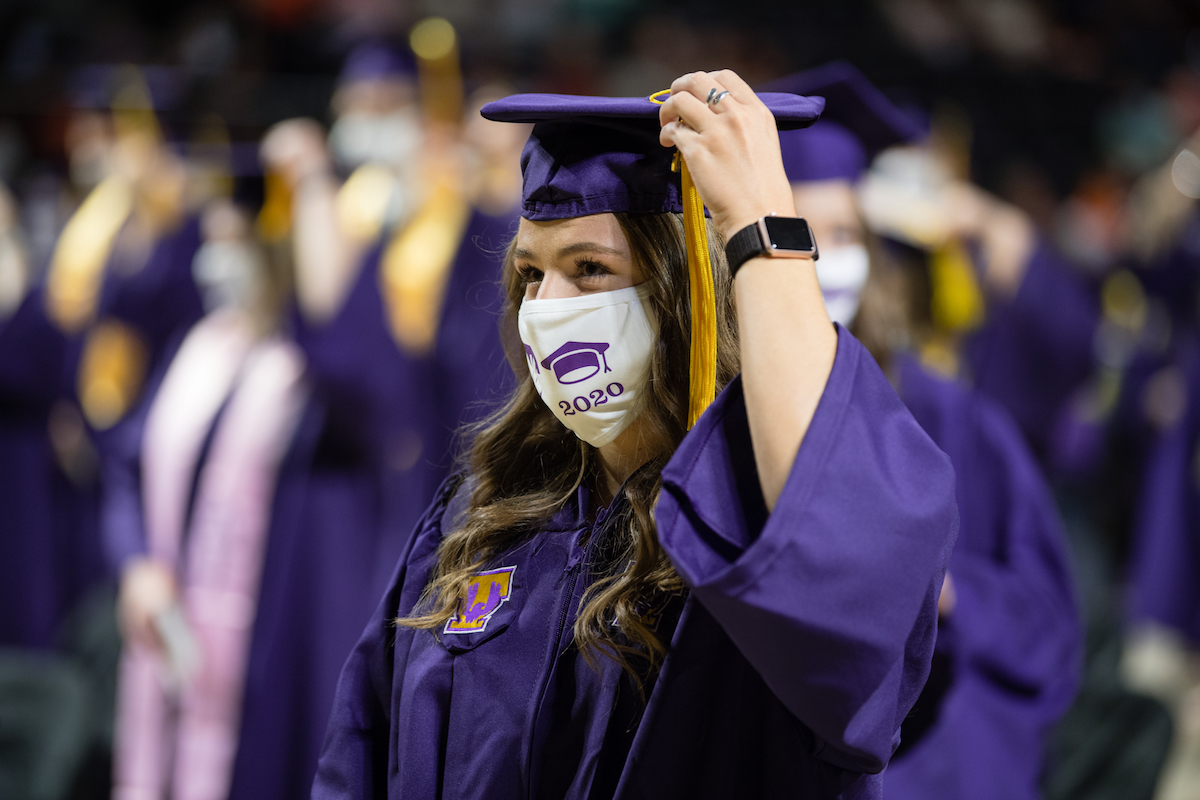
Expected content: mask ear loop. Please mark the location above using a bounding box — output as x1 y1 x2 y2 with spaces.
673 151 717 429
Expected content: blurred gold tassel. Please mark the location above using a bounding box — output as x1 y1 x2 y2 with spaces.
1101 270 1148 333
77 319 148 430
111 65 163 146
46 177 134 332
380 178 470 355
410 17 464 126
929 239 984 333
257 171 293 243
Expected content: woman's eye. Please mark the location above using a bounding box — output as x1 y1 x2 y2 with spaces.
517 265 544 284
575 258 610 278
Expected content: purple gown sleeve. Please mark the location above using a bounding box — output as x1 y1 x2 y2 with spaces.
1128 374 1200 642
939 397 1081 711
967 239 1098 456
655 326 959 773
94 341 183 573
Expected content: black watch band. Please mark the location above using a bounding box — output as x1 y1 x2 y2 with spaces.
724 216 818 277
724 224 766 277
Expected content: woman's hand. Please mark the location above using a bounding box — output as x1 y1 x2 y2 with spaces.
260 118 332 189
118 556 178 653
658 71 797 239
938 571 956 619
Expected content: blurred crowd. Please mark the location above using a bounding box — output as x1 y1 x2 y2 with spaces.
4 0 1200 798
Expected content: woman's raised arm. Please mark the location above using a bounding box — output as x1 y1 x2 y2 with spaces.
659 70 838 510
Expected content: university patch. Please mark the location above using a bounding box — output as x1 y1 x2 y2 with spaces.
443 566 516 634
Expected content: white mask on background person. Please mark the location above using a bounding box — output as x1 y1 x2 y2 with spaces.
517 283 658 448
192 240 264 314
814 243 870 327
328 108 422 170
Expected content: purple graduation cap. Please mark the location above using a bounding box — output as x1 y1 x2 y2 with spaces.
479 91 825 221
758 62 923 182
338 41 416 85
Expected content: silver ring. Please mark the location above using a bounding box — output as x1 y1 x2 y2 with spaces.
709 90 731 107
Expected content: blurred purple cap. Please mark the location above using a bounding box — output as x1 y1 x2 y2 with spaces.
338 42 416 85
480 91 824 221
759 61 923 183
68 64 182 111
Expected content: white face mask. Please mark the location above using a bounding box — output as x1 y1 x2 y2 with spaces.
192 240 264 314
517 283 658 448
328 108 422 170
814 243 870 327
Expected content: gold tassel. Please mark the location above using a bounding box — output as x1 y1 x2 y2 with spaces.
380 179 471 355
257 171 293 244
46 177 134 332
77 318 148 430
929 238 984 333
410 18 464 126
111 65 163 146
677 154 717 429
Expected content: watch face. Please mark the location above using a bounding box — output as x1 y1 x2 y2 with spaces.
763 216 815 252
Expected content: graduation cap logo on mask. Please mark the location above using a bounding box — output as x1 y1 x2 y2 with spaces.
482 89 823 426
540 341 612 385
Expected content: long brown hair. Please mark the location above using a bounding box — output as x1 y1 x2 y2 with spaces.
399 211 738 684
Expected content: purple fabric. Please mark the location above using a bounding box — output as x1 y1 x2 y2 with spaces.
779 123 869 183
965 239 1099 462
480 92 823 221
762 61 923 183
1128 347 1200 644
886 357 1082 800
0 214 202 649
155 206 515 798
0 292 102 649
0 291 78 648
294 208 515 594
339 42 416 84
93 216 206 570
312 326 958 799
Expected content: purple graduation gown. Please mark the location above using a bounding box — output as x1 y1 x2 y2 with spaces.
0 285 101 649
1127 336 1200 644
293 207 516 599
313 326 958 799
885 356 1082 800
94 216 206 567
226 207 515 798
0 215 204 649
965 239 1099 467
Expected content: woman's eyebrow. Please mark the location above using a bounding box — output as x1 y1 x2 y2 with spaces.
513 241 628 263
555 242 628 260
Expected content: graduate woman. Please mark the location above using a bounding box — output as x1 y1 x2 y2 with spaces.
314 70 958 799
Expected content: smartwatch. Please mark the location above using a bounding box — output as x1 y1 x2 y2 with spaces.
724 215 819 277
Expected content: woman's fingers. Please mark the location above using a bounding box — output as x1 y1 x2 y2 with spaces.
658 90 716 134
659 69 795 237
708 69 758 105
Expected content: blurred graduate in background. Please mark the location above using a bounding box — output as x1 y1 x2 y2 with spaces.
260 27 521 597
766 62 1082 800
108 22 521 800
